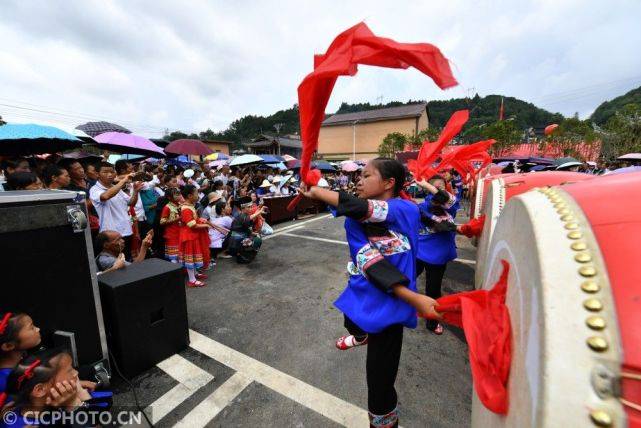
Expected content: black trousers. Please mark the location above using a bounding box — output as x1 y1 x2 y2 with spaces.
345 316 403 417
416 261 447 329
122 234 133 261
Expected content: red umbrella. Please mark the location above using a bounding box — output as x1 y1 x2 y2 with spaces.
165 139 213 156
544 124 559 136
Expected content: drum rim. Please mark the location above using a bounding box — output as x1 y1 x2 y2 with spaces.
473 186 625 427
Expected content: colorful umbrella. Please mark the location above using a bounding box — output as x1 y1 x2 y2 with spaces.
312 160 336 172
0 123 82 156
286 159 301 169
609 165 641 175
282 154 297 162
94 132 165 158
341 161 360 172
229 154 264 166
208 159 229 168
76 121 131 137
165 139 213 156
204 152 230 161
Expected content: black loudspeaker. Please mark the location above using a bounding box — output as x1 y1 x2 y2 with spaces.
0 190 109 373
98 258 188 378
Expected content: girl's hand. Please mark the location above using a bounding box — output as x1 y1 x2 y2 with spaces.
79 380 96 392
46 380 78 407
414 294 442 319
298 184 314 199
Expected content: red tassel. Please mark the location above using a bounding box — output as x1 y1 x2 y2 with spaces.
0 392 7 408
459 215 486 238
16 359 41 389
421 260 511 415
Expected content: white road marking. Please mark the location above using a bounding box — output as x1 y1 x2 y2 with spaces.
276 232 478 268
156 354 213 390
282 232 348 246
270 213 332 233
174 372 252 428
146 354 214 423
263 225 304 240
189 329 369 427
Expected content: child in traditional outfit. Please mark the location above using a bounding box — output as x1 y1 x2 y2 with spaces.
414 176 459 334
159 188 182 263
0 313 41 400
299 158 440 428
2 349 88 427
179 185 212 288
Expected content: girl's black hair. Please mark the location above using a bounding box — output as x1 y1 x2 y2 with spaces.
180 184 197 199
429 174 445 183
6 172 39 190
369 157 407 196
214 201 227 216
43 164 67 186
0 312 26 356
6 348 71 406
165 187 180 200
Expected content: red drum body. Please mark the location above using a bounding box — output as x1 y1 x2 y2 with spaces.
474 172 593 288
473 172 641 427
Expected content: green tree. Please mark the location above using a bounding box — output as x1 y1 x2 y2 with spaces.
378 132 408 158
479 120 522 155
599 103 641 159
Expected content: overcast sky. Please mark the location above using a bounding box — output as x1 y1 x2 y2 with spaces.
1 0 640 136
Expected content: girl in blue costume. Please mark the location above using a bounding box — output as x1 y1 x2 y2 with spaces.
414 175 460 334
0 313 41 398
300 158 440 428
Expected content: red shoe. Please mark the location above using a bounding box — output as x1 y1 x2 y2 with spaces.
335 335 368 350
196 273 208 280
187 280 206 288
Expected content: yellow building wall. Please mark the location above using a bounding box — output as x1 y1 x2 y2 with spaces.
204 141 231 155
318 112 428 160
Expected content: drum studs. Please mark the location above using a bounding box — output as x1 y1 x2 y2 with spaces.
571 241 588 251
564 222 579 230
587 336 609 352
567 231 583 240
586 316 606 330
583 298 603 312
581 280 600 293
589 409 613 426
579 266 598 277
554 202 567 209
575 253 592 263
560 214 575 222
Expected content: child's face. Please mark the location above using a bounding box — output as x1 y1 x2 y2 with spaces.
430 179 446 191
16 315 41 350
52 354 79 384
356 163 389 199
188 189 199 202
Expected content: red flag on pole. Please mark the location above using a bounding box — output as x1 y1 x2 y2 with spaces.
499 97 504 121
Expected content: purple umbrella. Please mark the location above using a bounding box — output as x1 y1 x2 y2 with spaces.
94 132 165 158
609 166 641 175
617 153 641 161
165 139 213 156
63 150 104 161
76 121 131 138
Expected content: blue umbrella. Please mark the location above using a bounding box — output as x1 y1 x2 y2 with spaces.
312 160 336 172
0 123 82 156
609 166 641 175
259 154 285 163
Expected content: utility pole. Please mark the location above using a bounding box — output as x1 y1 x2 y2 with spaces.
352 120 358 161
274 123 283 156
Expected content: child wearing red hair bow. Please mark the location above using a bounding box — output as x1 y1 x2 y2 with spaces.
0 313 41 398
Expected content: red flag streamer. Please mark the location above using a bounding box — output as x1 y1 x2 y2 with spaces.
436 139 496 182
458 214 486 238
407 109 470 180
289 22 458 211
422 260 512 414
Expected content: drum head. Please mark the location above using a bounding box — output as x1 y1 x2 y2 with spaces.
472 188 624 427
474 172 593 288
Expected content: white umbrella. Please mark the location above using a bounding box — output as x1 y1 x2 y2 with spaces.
618 153 641 161
229 154 264 166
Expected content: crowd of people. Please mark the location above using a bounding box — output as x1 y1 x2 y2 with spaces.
0 155 345 287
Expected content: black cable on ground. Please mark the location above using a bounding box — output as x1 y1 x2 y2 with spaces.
108 350 155 428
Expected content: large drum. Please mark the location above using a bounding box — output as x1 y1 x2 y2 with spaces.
474 171 593 288
473 171 641 427
470 172 514 220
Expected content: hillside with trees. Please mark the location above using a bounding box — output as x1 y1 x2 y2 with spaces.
590 85 641 125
